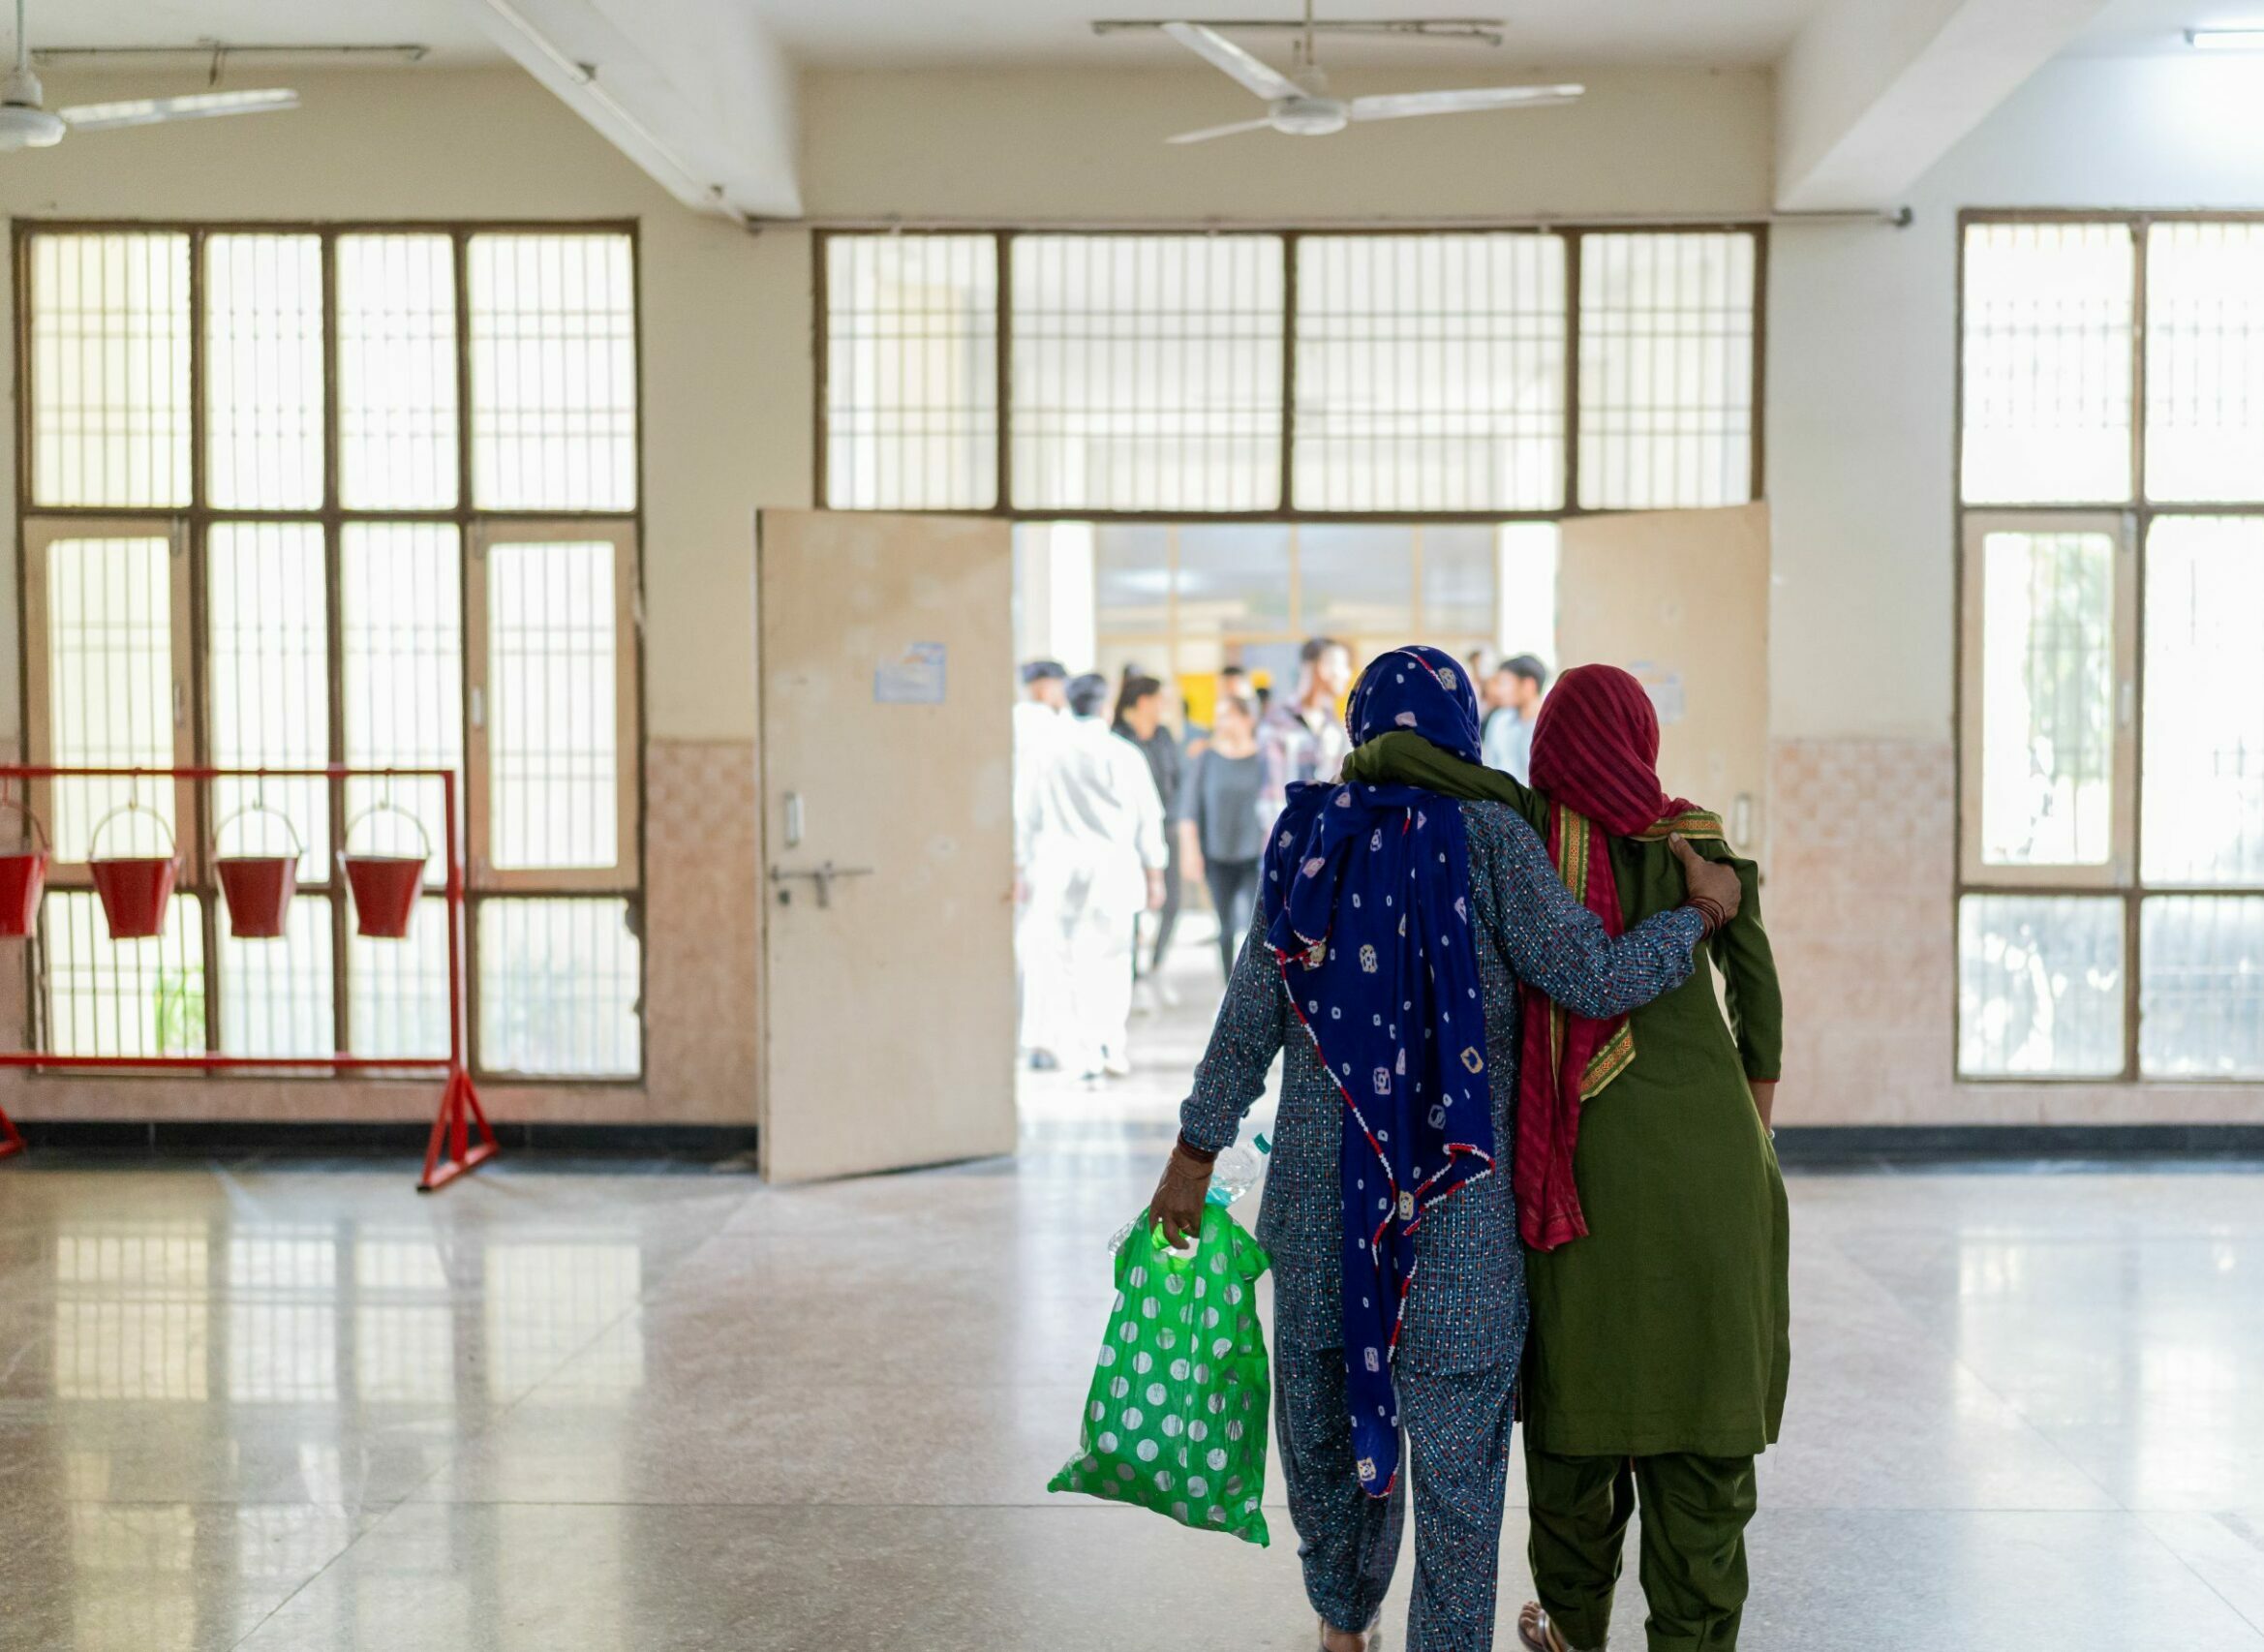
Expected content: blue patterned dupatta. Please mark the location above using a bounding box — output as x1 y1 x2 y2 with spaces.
1263 646 1497 1498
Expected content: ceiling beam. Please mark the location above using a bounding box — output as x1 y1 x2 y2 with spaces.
1776 0 2112 210
458 0 801 223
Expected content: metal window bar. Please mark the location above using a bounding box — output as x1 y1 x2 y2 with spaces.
1576 230 1757 510
474 534 629 877
1293 233 1568 513
336 232 460 508
1960 221 2135 507
820 231 998 508
466 232 638 511
815 225 1767 522
27 231 194 508
1009 234 1286 512
16 221 648 1088
1954 209 2264 1083
203 233 325 510
475 896 641 1079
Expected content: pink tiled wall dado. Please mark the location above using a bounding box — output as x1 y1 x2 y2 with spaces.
641 737 761 1122
1765 737 2264 1124
1766 738 1961 1122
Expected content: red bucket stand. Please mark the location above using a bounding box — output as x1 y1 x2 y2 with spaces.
0 764 495 1193
420 1064 498 1191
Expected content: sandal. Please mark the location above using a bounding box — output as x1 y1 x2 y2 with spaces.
1517 1603 1588 1652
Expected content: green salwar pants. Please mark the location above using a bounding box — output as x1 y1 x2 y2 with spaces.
1525 1449 1758 1652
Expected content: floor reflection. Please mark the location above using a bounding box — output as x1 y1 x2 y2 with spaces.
10 957 2264 1646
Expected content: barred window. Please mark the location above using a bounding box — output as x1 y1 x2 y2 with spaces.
16 225 644 1082
820 227 1762 518
1958 214 2264 1081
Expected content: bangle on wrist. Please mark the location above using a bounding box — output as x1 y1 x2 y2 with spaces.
1174 1131 1219 1166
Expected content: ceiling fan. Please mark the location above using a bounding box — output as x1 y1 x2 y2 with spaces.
0 0 299 152
1156 1 1580 143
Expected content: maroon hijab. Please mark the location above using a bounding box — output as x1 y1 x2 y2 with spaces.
1514 664 1708 1250
1527 663 1696 837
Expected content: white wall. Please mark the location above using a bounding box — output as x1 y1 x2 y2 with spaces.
1769 51 2264 741
1763 51 2264 1127
801 65 1771 221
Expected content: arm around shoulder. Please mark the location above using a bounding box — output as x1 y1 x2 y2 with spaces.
1712 853 1783 1085
1469 802 1705 1021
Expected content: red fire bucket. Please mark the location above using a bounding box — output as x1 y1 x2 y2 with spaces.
343 801 431 940
212 802 304 939
0 797 51 939
88 802 180 941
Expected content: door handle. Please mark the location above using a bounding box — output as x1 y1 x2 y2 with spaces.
768 860 873 908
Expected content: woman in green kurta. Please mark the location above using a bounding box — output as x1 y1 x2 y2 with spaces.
1343 663 1789 1652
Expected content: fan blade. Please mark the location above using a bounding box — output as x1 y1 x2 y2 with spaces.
60 88 299 132
1161 21 1300 102
1166 117 1278 145
1348 84 1583 123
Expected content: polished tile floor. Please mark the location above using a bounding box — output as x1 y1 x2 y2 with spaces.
6 950 2264 1647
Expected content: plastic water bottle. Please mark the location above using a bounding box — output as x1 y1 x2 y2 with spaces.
1205 1138 1268 1206
1109 1133 1270 1255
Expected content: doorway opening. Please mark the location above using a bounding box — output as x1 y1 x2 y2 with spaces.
1010 519 1560 1135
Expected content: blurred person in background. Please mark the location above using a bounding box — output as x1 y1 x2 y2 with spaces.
1013 659 1072 1070
1482 655 1550 784
1020 672 1168 1080
1116 672 1187 1000
1259 636 1355 813
1176 687 1267 983
1184 663 1253 760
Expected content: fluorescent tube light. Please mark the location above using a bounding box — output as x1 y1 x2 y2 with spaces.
2187 26 2264 48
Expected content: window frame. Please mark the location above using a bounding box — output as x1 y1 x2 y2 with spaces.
12 218 648 1086
19 514 200 884
466 517 642 894
813 224 1769 523
1955 507 2139 893
1954 207 2264 1085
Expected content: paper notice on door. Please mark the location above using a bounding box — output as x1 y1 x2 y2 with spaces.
874 642 948 705
1628 661 1686 726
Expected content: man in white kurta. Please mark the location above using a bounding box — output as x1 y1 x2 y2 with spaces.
1018 673 1168 1079
1013 661 1071 1066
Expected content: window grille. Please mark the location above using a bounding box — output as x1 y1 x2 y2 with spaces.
821 226 1763 520
16 224 644 1081
1957 213 2264 1081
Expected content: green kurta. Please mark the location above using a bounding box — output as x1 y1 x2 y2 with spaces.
1343 732 1790 1458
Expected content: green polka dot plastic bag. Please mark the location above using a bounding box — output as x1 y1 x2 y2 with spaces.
1048 1203 1273 1545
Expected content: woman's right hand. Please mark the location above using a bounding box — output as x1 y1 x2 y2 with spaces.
1667 834 1743 929
1147 1145 1213 1248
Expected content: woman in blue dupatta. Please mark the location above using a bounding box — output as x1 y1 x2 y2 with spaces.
1149 646 1742 1652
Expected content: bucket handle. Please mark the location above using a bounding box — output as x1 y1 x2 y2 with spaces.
0 795 50 854
211 800 306 861
343 798 433 863
87 797 178 863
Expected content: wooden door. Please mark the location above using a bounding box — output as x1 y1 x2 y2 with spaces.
1556 503 1772 857
756 510 1017 1181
